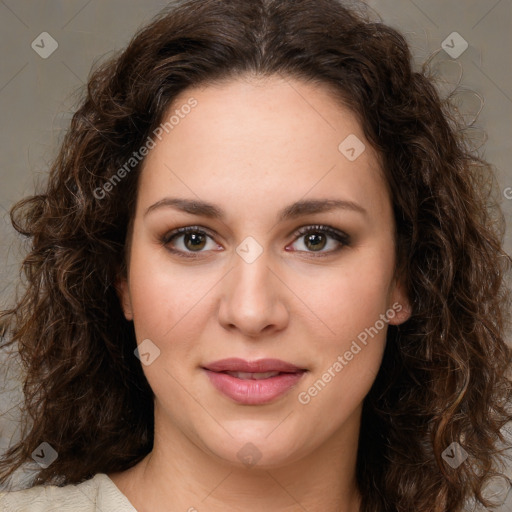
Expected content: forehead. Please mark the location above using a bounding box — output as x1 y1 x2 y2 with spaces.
136 75 390 222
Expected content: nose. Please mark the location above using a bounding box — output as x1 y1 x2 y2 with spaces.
217 250 290 338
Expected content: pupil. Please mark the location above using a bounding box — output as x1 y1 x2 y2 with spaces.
305 233 325 251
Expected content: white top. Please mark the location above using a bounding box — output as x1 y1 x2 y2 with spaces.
0 473 137 511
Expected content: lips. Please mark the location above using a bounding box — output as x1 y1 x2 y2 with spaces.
203 357 305 374
224 370 281 380
202 358 307 405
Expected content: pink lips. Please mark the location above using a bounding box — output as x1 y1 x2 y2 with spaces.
202 358 307 405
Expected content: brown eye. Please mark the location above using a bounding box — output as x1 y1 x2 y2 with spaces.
183 232 207 251
303 232 327 251
288 225 350 255
162 226 219 257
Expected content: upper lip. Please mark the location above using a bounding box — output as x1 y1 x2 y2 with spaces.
202 358 306 373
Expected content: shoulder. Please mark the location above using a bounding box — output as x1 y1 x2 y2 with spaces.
0 473 137 512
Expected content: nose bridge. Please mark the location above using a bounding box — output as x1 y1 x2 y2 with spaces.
218 241 288 335
233 248 272 301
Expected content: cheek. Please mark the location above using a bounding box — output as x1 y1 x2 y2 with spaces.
299 251 395 343
126 254 209 398
294 273 391 433
293 246 394 409
127 241 214 339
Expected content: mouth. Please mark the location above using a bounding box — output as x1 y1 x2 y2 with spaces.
202 358 307 405
220 370 289 380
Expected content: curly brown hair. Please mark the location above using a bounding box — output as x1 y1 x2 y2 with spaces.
1 0 511 510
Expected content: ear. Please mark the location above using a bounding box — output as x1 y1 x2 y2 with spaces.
387 278 412 326
115 275 133 321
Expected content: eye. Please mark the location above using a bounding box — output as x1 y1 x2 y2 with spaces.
161 224 350 259
161 226 220 258
286 224 350 256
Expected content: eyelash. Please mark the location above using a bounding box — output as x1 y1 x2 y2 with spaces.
161 224 351 259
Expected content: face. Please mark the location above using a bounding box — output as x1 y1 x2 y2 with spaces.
118 75 411 470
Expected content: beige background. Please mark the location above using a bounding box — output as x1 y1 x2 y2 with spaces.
0 0 511 507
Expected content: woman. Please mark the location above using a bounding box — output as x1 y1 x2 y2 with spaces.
1 0 511 511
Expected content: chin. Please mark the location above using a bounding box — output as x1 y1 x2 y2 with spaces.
203 430 309 471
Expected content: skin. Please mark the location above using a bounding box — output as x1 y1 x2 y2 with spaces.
109 74 411 512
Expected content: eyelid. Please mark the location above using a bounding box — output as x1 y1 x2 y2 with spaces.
290 224 350 245
161 225 217 244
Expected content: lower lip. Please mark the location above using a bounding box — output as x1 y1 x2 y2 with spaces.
203 369 306 405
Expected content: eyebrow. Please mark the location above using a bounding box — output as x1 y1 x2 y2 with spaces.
144 197 367 221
